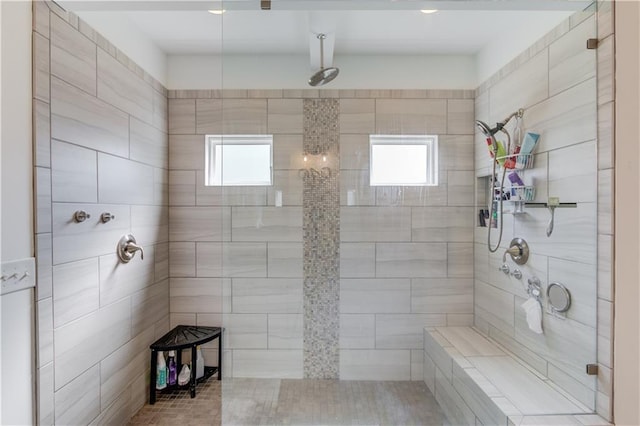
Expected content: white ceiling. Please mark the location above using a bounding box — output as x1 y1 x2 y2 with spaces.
69 1 586 56
86 10 572 56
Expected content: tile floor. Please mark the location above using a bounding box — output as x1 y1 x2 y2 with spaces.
128 378 446 425
128 378 221 426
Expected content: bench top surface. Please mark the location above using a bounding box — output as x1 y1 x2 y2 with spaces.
424 326 614 426
150 325 222 351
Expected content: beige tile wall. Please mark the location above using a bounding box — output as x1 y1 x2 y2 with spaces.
33 2 169 424
474 6 612 417
168 88 476 380
339 91 475 380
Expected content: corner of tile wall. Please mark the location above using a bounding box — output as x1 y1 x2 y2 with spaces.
474 4 614 417
33 1 170 424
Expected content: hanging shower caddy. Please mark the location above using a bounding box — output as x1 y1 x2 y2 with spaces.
483 126 576 235
493 152 536 206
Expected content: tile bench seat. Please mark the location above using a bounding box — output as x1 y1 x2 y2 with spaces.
423 327 611 426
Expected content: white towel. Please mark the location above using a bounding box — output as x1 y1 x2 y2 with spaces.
521 297 543 334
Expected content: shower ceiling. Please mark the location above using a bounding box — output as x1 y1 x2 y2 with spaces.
62 1 588 56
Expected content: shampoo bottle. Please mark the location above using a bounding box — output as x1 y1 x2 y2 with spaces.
485 137 496 159
520 132 540 155
196 346 205 379
495 141 507 166
156 351 167 390
167 351 177 386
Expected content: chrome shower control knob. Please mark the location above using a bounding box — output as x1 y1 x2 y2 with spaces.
73 210 90 222
499 264 510 275
101 212 115 223
511 268 523 279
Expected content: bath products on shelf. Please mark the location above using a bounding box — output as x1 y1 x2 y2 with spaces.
508 171 525 186
495 141 507 166
491 202 498 228
178 364 191 386
519 132 540 155
156 351 167 390
503 146 519 169
506 171 535 202
485 138 507 165
484 137 495 158
510 186 535 202
478 209 486 227
196 346 205 379
167 351 177 386
494 133 539 170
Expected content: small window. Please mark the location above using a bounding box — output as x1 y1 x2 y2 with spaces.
205 135 273 186
369 135 438 186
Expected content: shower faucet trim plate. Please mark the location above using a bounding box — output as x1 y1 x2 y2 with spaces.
503 237 529 265
117 234 144 263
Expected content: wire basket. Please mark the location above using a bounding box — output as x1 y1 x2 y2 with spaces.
496 153 535 170
509 186 535 202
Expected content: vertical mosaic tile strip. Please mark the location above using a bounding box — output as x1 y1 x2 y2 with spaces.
302 98 340 378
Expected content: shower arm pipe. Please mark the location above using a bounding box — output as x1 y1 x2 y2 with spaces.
475 107 524 155
319 34 325 69
494 108 525 134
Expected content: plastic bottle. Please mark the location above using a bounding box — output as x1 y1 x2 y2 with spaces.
167 351 177 386
504 146 520 169
156 351 167 390
485 137 496 159
495 141 507 166
485 137 507 166
196 346 205 379
491 201 498 228
178 364 191 386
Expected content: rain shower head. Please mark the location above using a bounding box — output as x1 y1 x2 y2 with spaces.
309 67 339 86
308 33 339 87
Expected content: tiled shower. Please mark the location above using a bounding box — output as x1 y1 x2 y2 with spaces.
167 89 475 381
30 0 616 424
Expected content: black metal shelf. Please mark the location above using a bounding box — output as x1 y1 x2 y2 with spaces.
149 325 223 404
154 366 218 395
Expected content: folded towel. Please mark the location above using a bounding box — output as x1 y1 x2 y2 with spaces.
521 297 543 334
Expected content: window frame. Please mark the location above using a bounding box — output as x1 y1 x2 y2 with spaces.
204 134 274 187
368 134 439 186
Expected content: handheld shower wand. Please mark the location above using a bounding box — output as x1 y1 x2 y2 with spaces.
476 108 525 253
476 120 498 153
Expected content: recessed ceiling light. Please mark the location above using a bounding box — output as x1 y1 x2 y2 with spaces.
208 9 226 14
420 9 438 14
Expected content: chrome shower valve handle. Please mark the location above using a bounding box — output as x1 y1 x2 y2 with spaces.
503 238 529 265
117 234 144 263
